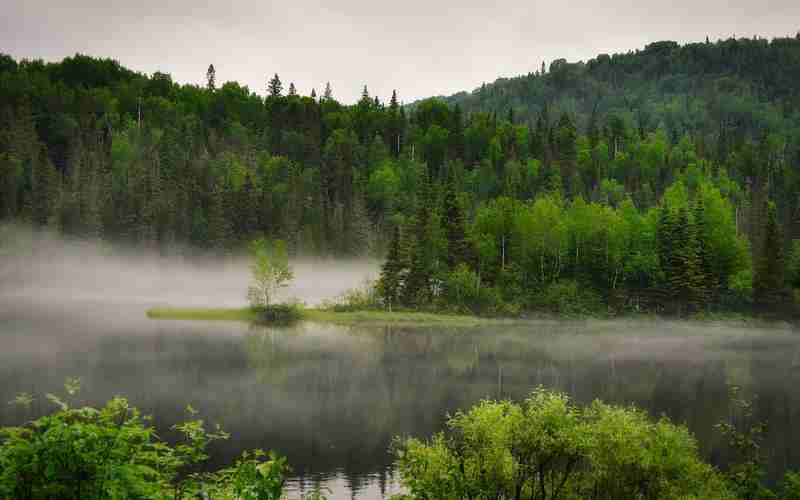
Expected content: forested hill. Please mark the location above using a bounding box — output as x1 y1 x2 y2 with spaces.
1 36 800 315
440 35 800 143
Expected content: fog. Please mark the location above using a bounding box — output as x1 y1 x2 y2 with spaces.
0 223 380 317
3 224 800 497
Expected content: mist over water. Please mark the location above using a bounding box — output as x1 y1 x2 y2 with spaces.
0 224 380 312
2 223 800 498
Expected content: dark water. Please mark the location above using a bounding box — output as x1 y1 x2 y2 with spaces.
2 301 800 498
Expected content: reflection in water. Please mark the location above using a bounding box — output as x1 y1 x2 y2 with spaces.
1 311 800 498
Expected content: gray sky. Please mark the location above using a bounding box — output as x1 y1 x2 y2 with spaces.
2 0 799 103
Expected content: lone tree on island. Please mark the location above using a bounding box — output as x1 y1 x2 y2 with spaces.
247 238 294 308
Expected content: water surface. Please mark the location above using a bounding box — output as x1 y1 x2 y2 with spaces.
2 299 799 497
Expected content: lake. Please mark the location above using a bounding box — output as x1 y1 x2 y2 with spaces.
2 297 800 498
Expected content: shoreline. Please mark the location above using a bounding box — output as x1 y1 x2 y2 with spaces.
145 306 794 329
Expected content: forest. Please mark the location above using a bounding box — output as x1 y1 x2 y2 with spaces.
2 34 800 315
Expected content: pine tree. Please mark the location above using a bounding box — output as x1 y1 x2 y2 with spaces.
442 178 470 269
0 153 21 219
379 225 404 310
402 167 436 306
323 82 333 101
693 196 716 306
754 201 785 307
267 74 283 97
288 82 297 96
30 149 60 228
310 88 317 99
206 64 216 91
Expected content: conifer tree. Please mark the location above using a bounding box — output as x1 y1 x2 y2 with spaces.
323 82 333 101
754 201 785 307
206 64 216 91
0 153 21 219
379 225 404 310
692 196 716 305
267 74 283 97
403 168 435 305
442 178 470 269
288 82 297 96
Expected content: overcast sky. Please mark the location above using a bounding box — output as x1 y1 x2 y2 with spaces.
2 0 799 103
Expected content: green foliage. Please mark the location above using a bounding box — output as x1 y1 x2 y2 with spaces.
2 41 800 317
531 279 604 316
393 387 730 500
324 278 382 312
252 302 303 324
787 240 800 289
715 386 774 500
0 380 287 499
754 202 786 308
782 472 800 500
247 238 294 308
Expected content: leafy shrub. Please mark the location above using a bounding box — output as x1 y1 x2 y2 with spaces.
0 381 288 499
323 278 381 312
253 301 303 324
393 387 730 500
729 269 754 303
782 472 800 500
531 279 604 316
442 264 481 313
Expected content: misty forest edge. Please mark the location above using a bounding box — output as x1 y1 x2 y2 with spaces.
4 35 800 319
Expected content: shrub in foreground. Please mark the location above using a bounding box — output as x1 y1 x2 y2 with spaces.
0 381 287 500
393 388 731 500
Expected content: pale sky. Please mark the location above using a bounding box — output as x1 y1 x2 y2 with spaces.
2 0 799 103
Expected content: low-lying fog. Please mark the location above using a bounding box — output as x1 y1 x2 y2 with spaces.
3 223 800 499
0 223 380 316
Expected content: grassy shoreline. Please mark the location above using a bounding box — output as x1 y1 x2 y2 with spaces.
146 307 259 322
146 306 517 326
145 305 795 329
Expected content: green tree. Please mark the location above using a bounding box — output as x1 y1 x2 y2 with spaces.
378 225 405 310
247 238 294 308
267 73 283 97
753 201 785 307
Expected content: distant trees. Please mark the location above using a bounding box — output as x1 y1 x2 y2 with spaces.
1 38 799 316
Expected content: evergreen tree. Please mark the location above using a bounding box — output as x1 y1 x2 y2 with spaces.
267 74 283 97
206 64 216 91
323 82 333 101
403 169 435 305
379 225 404 310
442 178 470 269
288 82 297 96
754 201 785 307
692 196 716 305
0 153 21 219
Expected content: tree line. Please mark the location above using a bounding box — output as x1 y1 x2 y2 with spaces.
1 35 800 314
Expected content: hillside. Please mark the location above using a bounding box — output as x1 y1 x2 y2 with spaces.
2 35 800 315
441 36 800 145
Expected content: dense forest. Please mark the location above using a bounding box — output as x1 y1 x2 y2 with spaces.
2 34 800 315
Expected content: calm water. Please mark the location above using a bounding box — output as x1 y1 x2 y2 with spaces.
2 299 800 498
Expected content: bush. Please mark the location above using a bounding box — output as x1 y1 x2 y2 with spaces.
531 279 605 316
252 302 303 324
783 471 800 500
393 387 730 500
0 381 288 499
729 269 754 303
323 278 381 312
